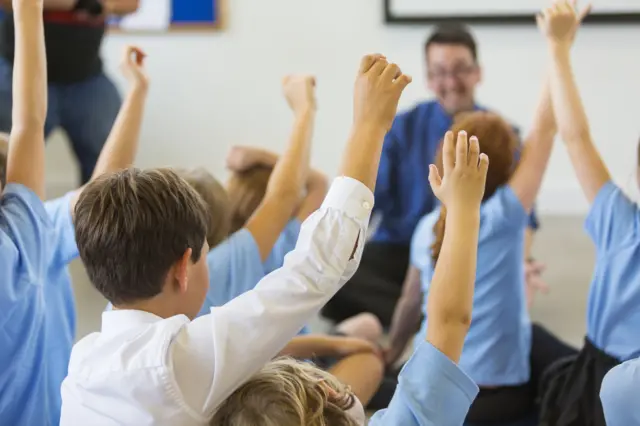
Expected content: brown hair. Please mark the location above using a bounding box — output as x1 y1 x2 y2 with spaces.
211 358 358 426
226 165 273 234
431 112 518 264
74 167 209 305
0 132 8 187
177 167 231 249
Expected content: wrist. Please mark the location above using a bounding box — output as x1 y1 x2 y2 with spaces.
350 121 388 142
548 41 571 57
294 106 315 119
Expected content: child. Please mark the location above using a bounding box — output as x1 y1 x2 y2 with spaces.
538 2 640 426
386 5 583 422
59 53 412 425
211 129 486 426
0 38 149 424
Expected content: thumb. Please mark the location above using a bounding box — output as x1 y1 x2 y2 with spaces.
535 13 545 31
578 3 592 22
428 164 442 192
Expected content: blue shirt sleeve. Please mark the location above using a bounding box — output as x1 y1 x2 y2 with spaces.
585 182 639 255
0 184 50 303
600 358 640 426
263 219 301 275
482 185 529 236
369 341 479 425
198 228 264 315
45 191 79 267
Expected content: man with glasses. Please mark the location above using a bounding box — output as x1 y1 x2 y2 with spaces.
322 23 541 332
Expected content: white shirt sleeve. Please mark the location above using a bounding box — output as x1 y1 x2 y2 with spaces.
170 177 374 416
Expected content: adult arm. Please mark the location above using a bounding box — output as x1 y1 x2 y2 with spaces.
5 0 47 198
244 77 315 261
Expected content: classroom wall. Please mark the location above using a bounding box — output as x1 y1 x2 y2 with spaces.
45 0 640 214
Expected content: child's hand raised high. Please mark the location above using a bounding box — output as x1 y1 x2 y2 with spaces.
353 54 412 132
428 131 489 212
120 46 148 89
282 75 316 115
537 0 591 47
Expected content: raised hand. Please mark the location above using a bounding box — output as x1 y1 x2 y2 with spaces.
353 54 412 131
537 0 591 46
428 131 489 211
282 75 316 114
120 46 148 89
225 146 266 172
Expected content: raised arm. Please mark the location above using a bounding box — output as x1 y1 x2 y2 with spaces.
243 77 315 261
178 54 412 414
68 46 148 213
544 2 607 203
369 132 485 425
0 0 74 10
5 0 47 199
226 146 328 222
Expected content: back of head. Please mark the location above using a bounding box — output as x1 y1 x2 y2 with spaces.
177 167 231 249
425 22 478 62
226 166 273 234
74 167 209 305
0 132 8 188
431 111 518 263
211 358 359 426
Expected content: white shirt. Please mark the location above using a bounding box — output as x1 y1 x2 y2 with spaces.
60 177 374 426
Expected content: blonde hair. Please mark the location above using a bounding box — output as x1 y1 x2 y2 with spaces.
176 167 231 249
211 358 359 426
226 166 273 234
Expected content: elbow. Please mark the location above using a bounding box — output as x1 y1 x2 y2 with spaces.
432 309 472 330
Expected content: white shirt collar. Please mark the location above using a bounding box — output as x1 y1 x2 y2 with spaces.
100 309 167 336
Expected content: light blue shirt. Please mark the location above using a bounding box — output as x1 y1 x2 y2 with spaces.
198 221 310 338
0 185 77 426
600 357 640 426
369 341 479 425
411 185 531 386
584 182 640 361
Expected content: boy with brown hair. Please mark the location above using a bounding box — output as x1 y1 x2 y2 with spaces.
60 53 412 425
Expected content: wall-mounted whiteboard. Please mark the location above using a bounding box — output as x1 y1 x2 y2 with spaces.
110 0 221 32
385 0 640 23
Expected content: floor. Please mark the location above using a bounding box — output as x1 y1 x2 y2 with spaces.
69 215 595 346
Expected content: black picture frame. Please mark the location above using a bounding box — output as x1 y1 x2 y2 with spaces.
384 0 640 24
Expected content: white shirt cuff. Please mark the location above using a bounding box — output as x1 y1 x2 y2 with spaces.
321 177 374 224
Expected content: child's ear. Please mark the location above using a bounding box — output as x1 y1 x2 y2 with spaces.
173 248 192 294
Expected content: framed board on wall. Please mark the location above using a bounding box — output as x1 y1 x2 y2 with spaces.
110 0 221 32
384 0 640 23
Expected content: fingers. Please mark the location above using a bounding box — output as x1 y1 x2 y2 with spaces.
428 164 442 192
455 131 468 169
359 54 386 74
123 45 145 67
381 63 401 81
368 57 389 76
578 3 592 21
441 131 455 177
394 74 413 90
468 136 480 169
478 153 489 178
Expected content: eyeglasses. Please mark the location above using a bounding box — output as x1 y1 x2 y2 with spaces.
428 65 477 81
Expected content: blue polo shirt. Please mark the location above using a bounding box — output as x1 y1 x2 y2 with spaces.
600 357 640 426
0 185 77 426
584 182 640 360
369 341 479 425
198 220 308 336
411 185 531 386
372 100 537 246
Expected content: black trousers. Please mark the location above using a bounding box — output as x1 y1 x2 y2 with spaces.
465 324 578 424
321 242 410 327
538 337 620 426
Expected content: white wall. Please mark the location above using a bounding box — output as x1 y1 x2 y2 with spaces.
46 0 640 214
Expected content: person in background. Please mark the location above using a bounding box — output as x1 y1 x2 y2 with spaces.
321 22 544 328
211 130 485 426
59 52 411 425
537 2 640 425
0 0 140 184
